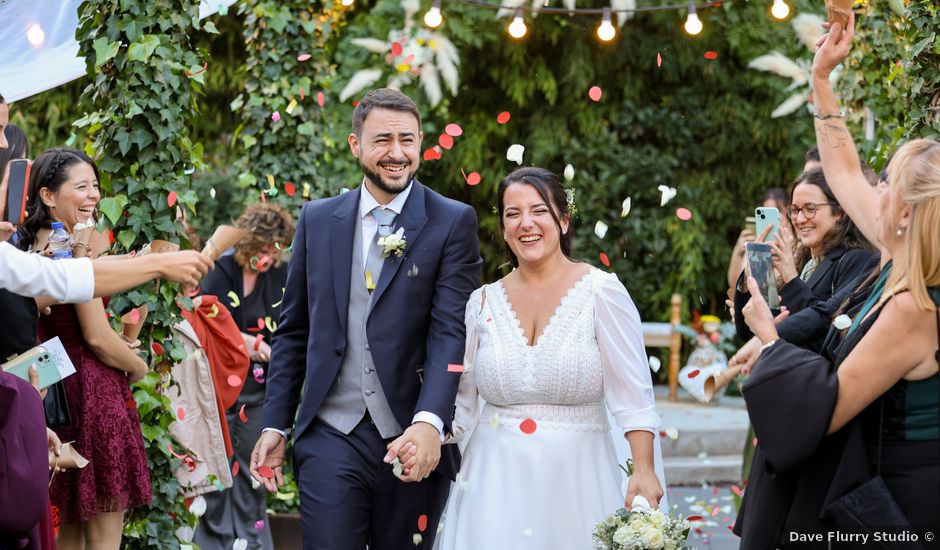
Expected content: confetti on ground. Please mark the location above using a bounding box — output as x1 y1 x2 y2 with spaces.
704 51 718 59
657 52 663 67
461 169 481 186
447 364 464 373
271 111 281 123
438 133 454 150
677 207 693 221
258 465 275 478
832 314 851 329
209 187 216 198
228 291 240 308
594 220 608 239
444 123 463 137
297 53 311 62
232 461 240 477
239 403 248 423
255 520 265 530
168 191 178 208
496 111 511 124
506 144 525 165
621 197 632 218
649 357 662 372
520 418 537 434
189 495 207 517
285 182 296 197
688 369 701 379
599 252 610 267
177 407 185 421
418 514 429 532
564 164 575 181
588 86 603 102
152 342 164 356
227 374 241 387
657 185 677 206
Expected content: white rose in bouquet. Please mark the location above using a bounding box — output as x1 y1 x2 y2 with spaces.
612 523 636 546
643 526 665 549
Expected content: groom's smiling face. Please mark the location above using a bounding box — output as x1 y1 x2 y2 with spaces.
349 107 422 198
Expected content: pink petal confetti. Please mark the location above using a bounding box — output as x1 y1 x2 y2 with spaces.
423 148 437 161
417 514 428 533
255 520 265 530
391 42 404 56
403 53 415 65
297 53 312 62
731 484 744 497
258 465 275 478
520 418 537 434
256 255 272 270
253 365 266 383
285 182 296 197
704 51 718 59
260 188 266 203
588 86 603 102
657 52 662 67
167 191 178 208
447 364 464 373
496 111 511 124
317 91 325 107
227 374 241 387
152 342 164 356
599 252 610 267
438 134 454 150
712 505 721 516
461 169 481 186
300 87 306 101
239 403 248 423
677 207 693 221
232 460 240 477
271 111 281 123
444 123 463 137
688 369 701 379
177 407 185 421
253 334 264 351
753 436 758 447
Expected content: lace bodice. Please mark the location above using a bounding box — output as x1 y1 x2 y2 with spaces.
453 268 661 437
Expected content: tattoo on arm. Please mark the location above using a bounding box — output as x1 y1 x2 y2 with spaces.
817 121 849 149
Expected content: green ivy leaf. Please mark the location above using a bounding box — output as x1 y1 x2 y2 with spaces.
98 195 129 225
127 35 162 63
93 37 120 67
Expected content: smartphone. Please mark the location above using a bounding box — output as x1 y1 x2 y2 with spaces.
5 159 30 225
755 206 780 242
745 242 780 309
1 346 57 389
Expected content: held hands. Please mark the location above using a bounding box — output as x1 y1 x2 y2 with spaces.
250 431 287 492
384 422 441 483
813 12 855 80
625 467 663 511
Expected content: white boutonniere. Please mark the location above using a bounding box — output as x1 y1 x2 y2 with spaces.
377 228 406 258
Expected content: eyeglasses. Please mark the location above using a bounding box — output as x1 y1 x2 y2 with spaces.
789 202 837 220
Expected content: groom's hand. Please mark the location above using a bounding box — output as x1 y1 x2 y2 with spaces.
384 422 441 483
250 431 287 492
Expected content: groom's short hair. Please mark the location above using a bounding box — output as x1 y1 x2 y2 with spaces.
352 88 420 138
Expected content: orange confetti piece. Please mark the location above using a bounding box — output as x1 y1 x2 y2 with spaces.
239 404 248 423
258 465 275 478
417 514 428 532
167 191 177 208
184 62 208 77
317 92 325 108
232 460 240 477
599 252 610 267
461 169 481 186
688 369 701 379
253 334 264 351
520 418 537 434
391 42 403 56
444 123 463 137
438 134 454 150
297 53 312 62
177 407 185 420
704 51 718 59
227 374 241 387
285 182 296 197
588 86 603 102
496 111 511 124
447 364 464 373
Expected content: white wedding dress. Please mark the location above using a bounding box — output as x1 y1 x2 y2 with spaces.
435 268 667 550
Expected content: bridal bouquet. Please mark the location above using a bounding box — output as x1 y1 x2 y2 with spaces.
592 505 691 550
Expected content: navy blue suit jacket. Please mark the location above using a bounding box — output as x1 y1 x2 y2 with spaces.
263 180 481 479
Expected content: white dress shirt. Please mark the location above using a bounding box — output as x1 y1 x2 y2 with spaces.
0 241 94 302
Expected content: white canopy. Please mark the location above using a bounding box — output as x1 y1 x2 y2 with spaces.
0 0 237 103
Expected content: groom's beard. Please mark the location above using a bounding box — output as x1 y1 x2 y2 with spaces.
360 158 416 196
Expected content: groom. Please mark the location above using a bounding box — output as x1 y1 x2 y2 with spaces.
250 88 481 549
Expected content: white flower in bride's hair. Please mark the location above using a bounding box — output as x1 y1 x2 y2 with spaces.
378 228 407 258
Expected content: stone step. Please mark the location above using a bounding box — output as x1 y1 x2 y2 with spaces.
655 387 750 459
663 454 743 485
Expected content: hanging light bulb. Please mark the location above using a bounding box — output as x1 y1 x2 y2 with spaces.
508 9 528 39
341 0 355 6
597 7 616 42
683 3 703 35
424 0 443 27
770 0 790 19
27 23 45 47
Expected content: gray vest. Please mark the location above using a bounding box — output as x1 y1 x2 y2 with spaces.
316 212 403 438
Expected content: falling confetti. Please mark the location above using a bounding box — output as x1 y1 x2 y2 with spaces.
239 404 248 423
184 63 209 77
506 144 525 165
519 418 537 434
564 164 575 181
731 485 743 497
621 197 632 218
285 182 296 197
461 169 481 186
228 291 240 308
317 92 325 107
177 407 185 421
588 86 603 102
594 220 609 239
649 356 662 372
496 111 511 124
152 342 165 356
665 427 679 440
677 207 693 221
232 461 240 477
253 334 264 352
599 252 610 267
271 111 281 123
254 520 265 530
233 538 248 550
253 365 265 383
256 255 273 271
189 496 207 517
286 98 298 115
210 187 216 199
227 374 241 387
303 183 311 198
447 364 464 373
657 52 663 67
832 314 851 330
297 53 311 62
704 51 718 59
391 42 404 56
444 123 463 137
438 134 454 150
657 185 677 206
167 191 178 208
412 534 422 546
417 514 429 532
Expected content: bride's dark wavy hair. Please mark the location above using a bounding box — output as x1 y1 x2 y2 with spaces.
497 167 572 268
16 147 100 251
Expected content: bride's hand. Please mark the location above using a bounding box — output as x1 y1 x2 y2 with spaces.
625 468 663 511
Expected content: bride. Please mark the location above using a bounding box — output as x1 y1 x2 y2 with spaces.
435 167 666 549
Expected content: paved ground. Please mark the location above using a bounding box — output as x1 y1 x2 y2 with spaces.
667 484 741 550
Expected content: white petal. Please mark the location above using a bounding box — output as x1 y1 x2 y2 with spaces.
657 185 677 207
621 197 632 218
506 144 525 165
649 356 662 372
189 495 207 517
233 539 248 550
832 314 852 330
564 163 575 181
594 220 608 239
665 426 679 440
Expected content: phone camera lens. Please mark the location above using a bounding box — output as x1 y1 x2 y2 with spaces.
759 213 765 219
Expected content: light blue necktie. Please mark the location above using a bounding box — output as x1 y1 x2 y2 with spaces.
365 208 398 291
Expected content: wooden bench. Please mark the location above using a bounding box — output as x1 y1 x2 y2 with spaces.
641 293 682 401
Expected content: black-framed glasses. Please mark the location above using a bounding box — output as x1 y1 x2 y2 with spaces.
789 202 837 220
